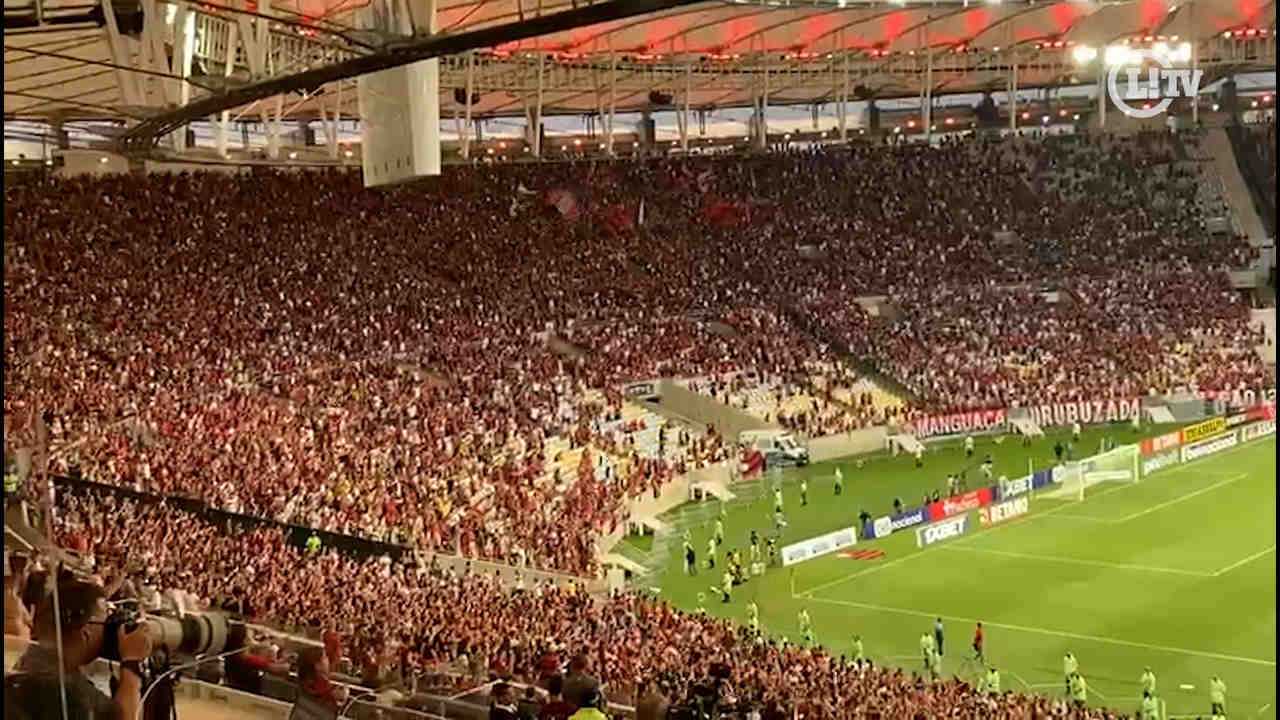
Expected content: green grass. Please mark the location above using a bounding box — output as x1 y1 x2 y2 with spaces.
643 425 1276 718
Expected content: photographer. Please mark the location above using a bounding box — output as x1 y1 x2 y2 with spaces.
4 577 152 720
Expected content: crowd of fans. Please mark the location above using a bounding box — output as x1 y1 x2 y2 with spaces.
3 129 1273 717
862 265 1269 411
44 491 1139 720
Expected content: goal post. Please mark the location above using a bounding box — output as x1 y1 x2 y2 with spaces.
1040 443 1140 502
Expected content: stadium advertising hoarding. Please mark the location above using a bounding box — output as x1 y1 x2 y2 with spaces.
1180 417 1226 444
1242 419 1277 442
1141 449 1180 476
978 496 1029 526
998 475 1032 500
1139 431 1181 457
1180 431 1238 462
864 506 930 540
926 487 993 522
622 381 659 400
904 408 1007 439
781 526 858 566
872 516 893 539
1023 397 1140 428
915 514 971 548
888 507 930 532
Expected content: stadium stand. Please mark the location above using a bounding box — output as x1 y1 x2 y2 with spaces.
4 129 1274 719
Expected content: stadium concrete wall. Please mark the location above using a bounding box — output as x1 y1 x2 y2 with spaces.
654 379 774 440
807 427 889 462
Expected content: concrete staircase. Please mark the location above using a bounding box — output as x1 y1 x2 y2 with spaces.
1205 128 1269 245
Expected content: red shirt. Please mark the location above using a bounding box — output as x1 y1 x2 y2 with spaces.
323 630 343 666
539 700 575 720
974 626 984 647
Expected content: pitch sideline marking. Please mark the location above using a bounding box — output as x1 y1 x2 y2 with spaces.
799 595 1277 667
1213 544 1278 577
1111 473 1246 523
938 545 1214 577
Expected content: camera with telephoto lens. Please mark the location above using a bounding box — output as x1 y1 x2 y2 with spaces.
100 604 248 661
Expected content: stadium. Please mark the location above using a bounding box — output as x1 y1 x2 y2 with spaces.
2 0 1277 715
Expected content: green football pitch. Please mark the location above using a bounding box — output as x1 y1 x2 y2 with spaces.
625 425 1277 718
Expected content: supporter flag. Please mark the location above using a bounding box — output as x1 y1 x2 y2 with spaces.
546 188 580 220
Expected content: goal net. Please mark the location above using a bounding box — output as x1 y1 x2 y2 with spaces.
1040 443 1140 502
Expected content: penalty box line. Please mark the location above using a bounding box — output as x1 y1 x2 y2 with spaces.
796 437 1273 598
801 595 1277 668
793 474 1135 599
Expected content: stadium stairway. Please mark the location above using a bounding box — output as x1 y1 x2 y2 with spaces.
1205 127 1270 245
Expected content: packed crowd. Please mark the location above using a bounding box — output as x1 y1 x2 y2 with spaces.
4 130 1270 580
45 491 1139 720
864 266 1269 411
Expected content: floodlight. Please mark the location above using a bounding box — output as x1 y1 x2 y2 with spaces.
1071 45 1097 64
1104 45 1131 67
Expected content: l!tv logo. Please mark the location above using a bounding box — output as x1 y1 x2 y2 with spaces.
1106 46 1203 119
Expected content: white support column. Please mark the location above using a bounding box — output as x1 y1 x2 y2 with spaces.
534 52 545 157
216 21 237 157
680 62 691 151
100 0 143 107
328 81 341 159
267 92 284 159
607 49 617 154
1190 1 1199 125
759 57 769 150
170 3 195 151
838 40 849 140
1009 52 1018 131
924 47 934 140
464 51 475 157
1098 58 1106 127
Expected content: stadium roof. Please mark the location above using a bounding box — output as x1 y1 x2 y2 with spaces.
4 0 1276 145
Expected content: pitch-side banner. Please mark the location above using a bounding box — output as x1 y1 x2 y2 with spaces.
1141 449 1180 476
1139 431 1181 457
916 514 971 548
1023 398 1140 427
781 526 858 566
926 487 993 522
997 475 1032 501
904 408 1007 439
979 496 1029 526
1242 420 1277 442
1180 431 1238 462
1180 417 1226 445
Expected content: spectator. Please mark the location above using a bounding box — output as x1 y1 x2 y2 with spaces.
290 646 345 720
516 685 543 720
489 682 520 720
539 675 575 720
561 654 601 709
635 680 670 720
